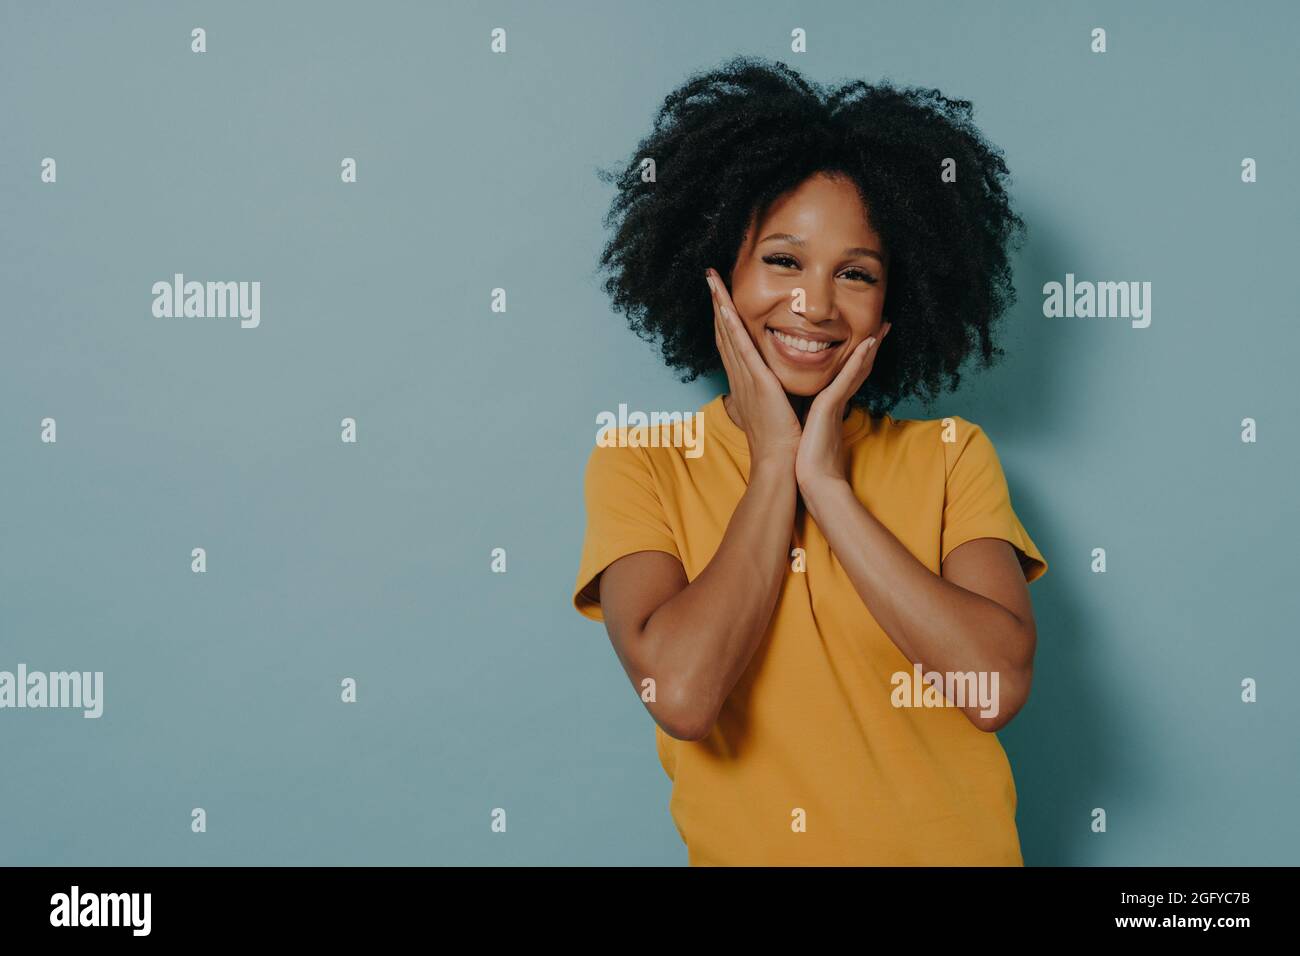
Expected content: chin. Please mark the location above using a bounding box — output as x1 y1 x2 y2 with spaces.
774 373 833 396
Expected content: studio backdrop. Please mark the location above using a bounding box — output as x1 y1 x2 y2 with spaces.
1 0 1296 865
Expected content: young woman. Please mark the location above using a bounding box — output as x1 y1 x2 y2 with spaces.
573 56 1048 866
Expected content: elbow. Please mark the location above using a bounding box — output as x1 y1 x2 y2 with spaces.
660 719 709 742
975 712 1011 734
637 622 720 741
974 665 1033 733
659 683 719 742
971 706 1015 734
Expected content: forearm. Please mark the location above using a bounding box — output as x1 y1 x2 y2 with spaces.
801 477 1032 726
643 460 797 734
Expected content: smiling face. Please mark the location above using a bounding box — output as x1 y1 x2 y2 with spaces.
726 172 889 397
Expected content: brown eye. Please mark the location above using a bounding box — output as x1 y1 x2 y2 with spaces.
842 268 879 285
762 254 799 268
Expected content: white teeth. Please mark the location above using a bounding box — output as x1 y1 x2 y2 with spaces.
770 328 835 353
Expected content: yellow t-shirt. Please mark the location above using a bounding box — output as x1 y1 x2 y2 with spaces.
572 394 1047 866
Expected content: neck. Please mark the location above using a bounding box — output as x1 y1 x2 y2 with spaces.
787 393 813 425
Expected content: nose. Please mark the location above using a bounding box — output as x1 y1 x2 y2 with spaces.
792 274 837 324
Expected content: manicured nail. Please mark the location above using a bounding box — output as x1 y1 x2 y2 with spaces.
866 337 876 349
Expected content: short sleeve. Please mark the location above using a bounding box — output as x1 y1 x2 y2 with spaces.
940 419 1047 584
572 442 682 621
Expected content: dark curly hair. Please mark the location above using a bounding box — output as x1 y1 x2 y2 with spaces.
594 55 1027 416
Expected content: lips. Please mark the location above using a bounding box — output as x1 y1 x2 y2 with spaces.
768 328 839 352
765 326 844 365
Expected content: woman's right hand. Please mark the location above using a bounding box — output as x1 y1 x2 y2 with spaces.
706 267 802 471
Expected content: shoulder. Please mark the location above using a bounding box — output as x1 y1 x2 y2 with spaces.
581 421 687 505
864 410 984 447
582 433 652 484
861 413 995 475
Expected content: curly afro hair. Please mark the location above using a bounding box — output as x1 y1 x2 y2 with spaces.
594 55 1027 416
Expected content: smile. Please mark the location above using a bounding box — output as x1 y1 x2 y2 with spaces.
766 327 844 363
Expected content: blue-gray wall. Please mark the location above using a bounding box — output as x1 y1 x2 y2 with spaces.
1 0 1295 865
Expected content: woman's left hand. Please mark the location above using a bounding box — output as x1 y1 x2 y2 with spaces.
795 324 890 497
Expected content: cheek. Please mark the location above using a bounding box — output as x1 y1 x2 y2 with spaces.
731 274 790 323
849 300 885 333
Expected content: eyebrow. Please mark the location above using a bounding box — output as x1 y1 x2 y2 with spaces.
758 232 885 264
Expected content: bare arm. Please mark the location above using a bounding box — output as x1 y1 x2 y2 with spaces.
791 322 1037 732
593 268 803 741
801 477 1037 732
597 459 796 741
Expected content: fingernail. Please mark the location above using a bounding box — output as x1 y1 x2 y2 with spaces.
866 337 877 348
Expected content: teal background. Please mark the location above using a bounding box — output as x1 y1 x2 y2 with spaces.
1 0 1296 865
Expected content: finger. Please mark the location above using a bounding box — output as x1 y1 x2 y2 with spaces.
710 269 776 387
841 335 881 403
710 273 752 397
848 335 878 390
712 269 754 390
810 336 877 429
818 336 873 410
714 302 745 396
855 329 886 388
